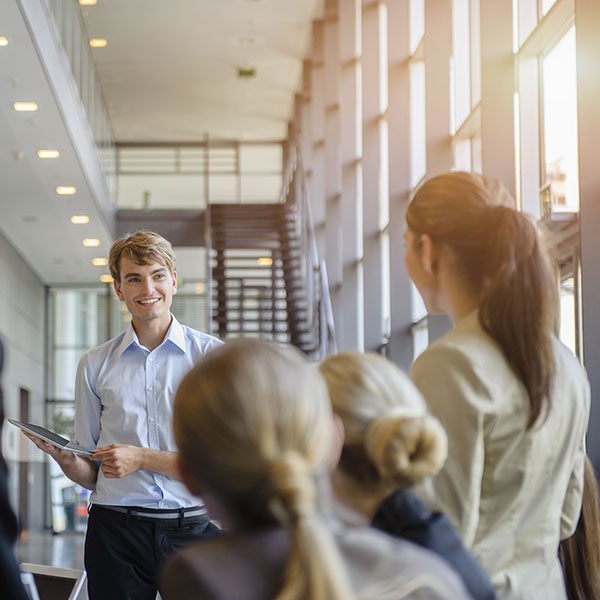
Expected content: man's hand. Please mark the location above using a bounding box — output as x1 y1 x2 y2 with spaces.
22 431 76 467
21 431 98 491
92 444 142 479
92 445 181 480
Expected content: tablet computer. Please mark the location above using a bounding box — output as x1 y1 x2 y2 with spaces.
8 418 93 457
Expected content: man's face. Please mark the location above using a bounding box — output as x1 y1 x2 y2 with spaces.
113 256 177 325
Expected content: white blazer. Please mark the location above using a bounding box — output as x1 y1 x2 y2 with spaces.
411 311 590 600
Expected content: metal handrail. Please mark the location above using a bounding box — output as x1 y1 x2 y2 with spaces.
281 141 337 358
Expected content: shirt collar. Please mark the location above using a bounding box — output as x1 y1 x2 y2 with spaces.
115 314 187 357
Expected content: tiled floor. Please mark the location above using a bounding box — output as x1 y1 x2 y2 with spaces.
16 530 86 570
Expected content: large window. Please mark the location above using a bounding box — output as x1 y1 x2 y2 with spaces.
541 26 579 212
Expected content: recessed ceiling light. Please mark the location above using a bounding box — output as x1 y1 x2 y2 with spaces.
37 148 60 159
56 186 76 195
79 0 97 5
0 37 8 47
70 215 90 224
257 257 273 266
92 257 108 266
13 101 38 112
89 38 108 48
83 238 100 247
100 274 113 283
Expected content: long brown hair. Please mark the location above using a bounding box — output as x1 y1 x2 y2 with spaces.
406 172 556 428
560 457 600 599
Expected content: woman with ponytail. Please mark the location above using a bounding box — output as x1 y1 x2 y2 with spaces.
404 171 590 598
321 351 495 600
160 338 470 600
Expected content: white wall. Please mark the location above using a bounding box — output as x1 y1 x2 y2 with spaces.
0 229 47 528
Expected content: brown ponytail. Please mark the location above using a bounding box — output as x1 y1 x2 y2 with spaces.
406 172 556 429
479 205 556 427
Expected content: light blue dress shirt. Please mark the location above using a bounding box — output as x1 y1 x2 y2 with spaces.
75 315 222 509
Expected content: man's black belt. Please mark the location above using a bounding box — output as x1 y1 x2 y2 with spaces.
100 505 207 520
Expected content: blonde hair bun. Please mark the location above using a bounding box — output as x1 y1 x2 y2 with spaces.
365 411 448 487
320 351 449 490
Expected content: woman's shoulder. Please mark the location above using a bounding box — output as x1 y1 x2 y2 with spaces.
410 317 523 415
334 520 472 599
160 528 290 600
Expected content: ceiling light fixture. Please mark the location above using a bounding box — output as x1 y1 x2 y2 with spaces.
0 37 8 47
257 257 273 266
92 257 108 266
100 274 113 283
194 282 206 295
37 148 60 159
89 38 108 48
79 0 97 5
56 186 76 195
70 215 90 224
13 101 38 112
83 238 100 247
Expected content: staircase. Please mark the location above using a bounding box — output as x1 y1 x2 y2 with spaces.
208 145 335 358
209 202 316 354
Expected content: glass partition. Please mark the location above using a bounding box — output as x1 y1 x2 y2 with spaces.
117 142 283 208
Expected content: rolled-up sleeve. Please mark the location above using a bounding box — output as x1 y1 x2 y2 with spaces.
74 353 102 451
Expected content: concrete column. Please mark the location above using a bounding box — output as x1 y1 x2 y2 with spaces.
361 0 389 352
298 61 313 177
575 0 600 467
387 0 413 369
480 0 516 193
310 21 327 260
339 0 364 350
424 0 453 341
323 0 344 338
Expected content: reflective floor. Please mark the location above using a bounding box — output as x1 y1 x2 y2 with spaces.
15 531 164 600
16 530 86 570
16 531 88 600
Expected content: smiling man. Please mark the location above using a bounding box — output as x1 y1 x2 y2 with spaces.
24 231 222 600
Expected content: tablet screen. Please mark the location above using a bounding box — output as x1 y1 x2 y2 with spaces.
8 419 92 456
18 422 70 447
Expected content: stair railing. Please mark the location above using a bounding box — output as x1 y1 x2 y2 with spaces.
281 141 337 358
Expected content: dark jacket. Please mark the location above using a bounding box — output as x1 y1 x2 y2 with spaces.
372 489 496 600
0 339 29 600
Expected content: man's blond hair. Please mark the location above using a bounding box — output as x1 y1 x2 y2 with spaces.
108 231 176 281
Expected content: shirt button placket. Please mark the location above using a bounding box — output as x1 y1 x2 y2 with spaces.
146 354 159 449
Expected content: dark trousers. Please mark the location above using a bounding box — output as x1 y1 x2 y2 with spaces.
85 505 220 600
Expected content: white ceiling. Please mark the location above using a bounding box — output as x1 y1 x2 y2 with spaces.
0 0 321 286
